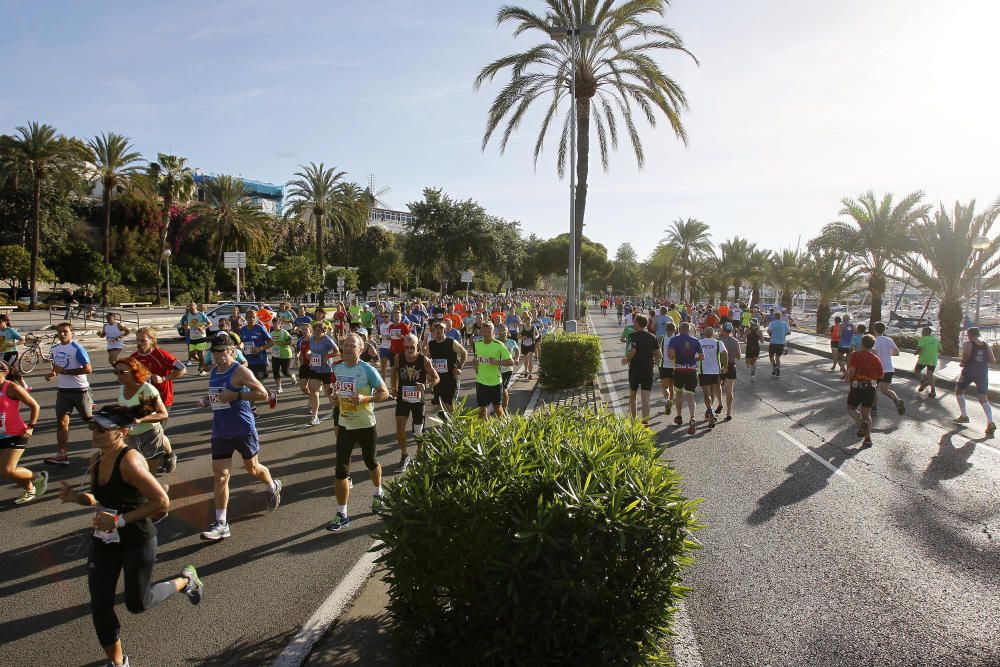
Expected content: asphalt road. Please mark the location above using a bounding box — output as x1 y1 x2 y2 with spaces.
588 313 1000 667
0 331 538 667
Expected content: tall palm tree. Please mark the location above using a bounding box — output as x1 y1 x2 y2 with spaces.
284 163 346 307
810 190 929 324
896 201 1000 355
642 243 679 298
803 249 862 334
147 154 194 302
330 182 370 270
768 249 803 312
718 237 756 302
0 122 81 306
476 0 697 303
746 248 772 306
663 217 712 301
188 175 272 273
86 132 143 305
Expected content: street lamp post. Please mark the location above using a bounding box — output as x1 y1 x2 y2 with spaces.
163 248 172 309
972 235 990 326
550 22 596 327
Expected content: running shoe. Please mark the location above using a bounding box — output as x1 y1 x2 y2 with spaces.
267 479 282 511
276 386 284 394
714 405 723 415
917 379 927 392
775 368 781 377
309 415 322 426
14 487 37 505
181 564 205 605
987 422 997 437
860 437 873 449
723 414 732 422
673 415 683 426
199 370 208 377
687 419 696 435
152 511 169 524
952 415 970 424
857 420 869 437
106 658 130 667
327 512 350 532
33 470 49 498
896 399 905 415
201 520 231 541
929 389 937 398
290 372 297 384
160 453 178 474
44 452 70 466
704 408 713 419
399 453 410 470
371 494 385 515
750 376 756 384
708 416 717 428
664 399 674 415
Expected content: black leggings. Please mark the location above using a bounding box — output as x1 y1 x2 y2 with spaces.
271 357 293 378
88 537 178 648
335 426 378 479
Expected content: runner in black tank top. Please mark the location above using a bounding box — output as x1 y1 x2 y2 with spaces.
392 334 440 469
427 320 467 415
58 403 205 666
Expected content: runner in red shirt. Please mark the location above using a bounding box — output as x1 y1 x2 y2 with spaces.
130 327 186 407
333 305 349 338
846 334 884 448
388 309 411 357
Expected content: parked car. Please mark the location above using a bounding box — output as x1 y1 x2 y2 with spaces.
176 302 274 337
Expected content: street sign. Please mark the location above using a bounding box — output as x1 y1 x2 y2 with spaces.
461 270 473 283
606 284 613 292
223 251 246 269
336 277 345 288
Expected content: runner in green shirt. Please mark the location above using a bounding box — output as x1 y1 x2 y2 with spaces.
620 323 636 352
359 304 375 332
270 327 294 393
473 321 513 419
348 298 363 325
915 327 943 398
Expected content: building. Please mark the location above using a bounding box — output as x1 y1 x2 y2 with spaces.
192 172 284 215
369 206 413 235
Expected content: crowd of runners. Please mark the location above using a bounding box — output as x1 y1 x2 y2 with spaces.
0 290 996 666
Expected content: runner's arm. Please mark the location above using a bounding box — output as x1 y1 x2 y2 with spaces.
453 340 468 370
424 357 439 389
116 449 170 523
134 395 169 426
229 365 268 402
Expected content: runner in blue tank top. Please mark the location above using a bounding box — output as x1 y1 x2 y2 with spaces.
954 327 996 437
197 334 283 541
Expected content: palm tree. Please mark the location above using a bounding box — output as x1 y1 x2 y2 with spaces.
476 0 697 301
285 163 346 307
896 201 1000 355
188 175 272 274
86 132 143 305
746 248 772 306
0 122 82 306
330 182 370 270
810 190 929 324
147 154 194 303
663 217 712 301
642 243 679 298
719 237 756 302
803 249 862 334
768 249 803 312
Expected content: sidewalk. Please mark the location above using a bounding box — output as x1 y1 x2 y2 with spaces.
6 307 183 339
786 329 1000 401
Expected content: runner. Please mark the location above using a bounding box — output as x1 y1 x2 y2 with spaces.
129 328 185 474
953 327 996 436
0 314 23 366
386 309 411 387
57 402 204 667
667 322 704 435
428 320 467 415
473 321 514 419
519 317 539 380
915 326 942 399
270 324 295 394
766 311 790 377
616 300 624 325
275 301 296 332
114 357 171 483
871 321 905 417
837 315 855 379
328 333 390 532
496 325 521 412
698 326 727 427
181 303 210 375
198 334 282 541
462 310 478 348
719 322 741 420
846 334 883 448
302 321 339 427
622 314 659 426
43 322 93 466
659 322 677 419
0 360 45 504
391 334 439 469
239 309 274 417
829 317 843 372
97 312 131 368
293 305 313 330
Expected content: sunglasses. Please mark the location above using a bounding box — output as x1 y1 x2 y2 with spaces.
114 369 130 376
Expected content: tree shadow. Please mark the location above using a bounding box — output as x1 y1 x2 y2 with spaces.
187 627 300 666
303 612 398 666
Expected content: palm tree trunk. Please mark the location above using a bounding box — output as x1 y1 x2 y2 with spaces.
751 283 761 306
868 272 885 325
573 95 591 316
316 212 325 308
155 187 173 303
939 300 962 357
719 287 726 305
816 300 831 335
781 289 793 312
102 186 112 306
732 280 740 303
29 173 41 308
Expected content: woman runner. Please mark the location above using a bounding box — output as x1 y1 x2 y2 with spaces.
0 360 45 504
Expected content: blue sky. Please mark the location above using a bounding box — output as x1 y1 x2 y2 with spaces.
2 0 997 260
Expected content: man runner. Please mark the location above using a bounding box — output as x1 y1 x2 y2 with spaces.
428 320 467 415
766 311 790 377
846 334 883 448
698 326 727 427
668 322 704 435
44 322 93 466
473 321 514 419
915 326 942 398
623 314 659 426
719 322 741 420
871 321 905 417
953 327 996 436
392 334 439 469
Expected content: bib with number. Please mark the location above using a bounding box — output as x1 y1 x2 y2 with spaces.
310 353 323 367
401 386 421 403
243 342 254 354
335 378 357 412
208 387 229 410
93 505 121 544
432 358 449 373
190 326 205 340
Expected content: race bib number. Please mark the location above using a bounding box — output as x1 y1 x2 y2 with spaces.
271 346 282 357
93 506 121 544
335 378 358 412
401 386 421 403
243 342 254 354
432 358 448 373
208 387 229 411
310 353 323 367
477 356 494 365
390 330 402 340
190 326 205 340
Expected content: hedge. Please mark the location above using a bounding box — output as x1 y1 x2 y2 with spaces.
379 406 702 666
537 332 602 389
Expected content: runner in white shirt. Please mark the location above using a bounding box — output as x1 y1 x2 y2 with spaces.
658 322 677 419
698 327 728 427
44 322 93 465
871 321 905 417
97 312 131 367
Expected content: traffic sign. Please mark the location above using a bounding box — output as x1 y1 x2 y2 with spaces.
336 276 345 288
223 251 246 268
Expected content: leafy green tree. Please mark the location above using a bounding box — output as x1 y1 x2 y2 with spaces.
147 154 194 302
535 233 612 291
187 175 273 270
86 132 143 304
0 245 52 288
803 249 861 334
810 190 929 324
270 254 323 298
329 182 370 270
746 248 772 307
718 237 757 302
896 200 1000 355
663 217 712 301
0 122 83 305
476 0 697 289
767 248 804 312
284 163 346 306
51 240 120 289
611 242 640 292
642 243 679 298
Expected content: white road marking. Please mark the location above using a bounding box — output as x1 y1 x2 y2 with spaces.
954 433 1000 458
777 430 854 482
799 375 836 391
273 543 384 667
590 312 705 667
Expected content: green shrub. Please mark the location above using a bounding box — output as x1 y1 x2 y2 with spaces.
380 407 701 666
890 334 919 351
538 332 601 389
106 286 133 308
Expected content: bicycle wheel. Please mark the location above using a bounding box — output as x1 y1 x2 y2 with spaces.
17 349 39 375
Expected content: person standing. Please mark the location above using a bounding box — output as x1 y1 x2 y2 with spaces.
846 334 883 448
391 334 439 469
719 322 741 420
473 321 514 419
44 322 93 466
328 333 390 532
622 314 659 426
0 360 45 504
766 311 790 377
198 334 282 541
58 403 204 667
953 327 996 436
870 321 905 417
915 326 943 399
98 312 131 368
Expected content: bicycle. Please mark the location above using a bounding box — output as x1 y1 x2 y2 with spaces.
17 333 57 375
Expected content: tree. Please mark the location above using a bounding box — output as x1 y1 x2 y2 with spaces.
284 162 346 307
269 254 323 298
51 240 120 289
329 182 370 269
642 243 679 298
803 250 861 334
611 242 640 292
896 201 1000 355
187 175 273 271
746 248 772 306
86 132 143 305
0 245 53 289
718 237 756 302
147 154 194 302
767 248 804 312
0 122 82 306
535 233 612 291
476 0 697 304
663 217 712 301
810 190 929 324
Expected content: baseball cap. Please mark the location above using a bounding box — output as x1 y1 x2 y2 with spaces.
210 332 234 352
91 405 135 431
722 322 733 331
